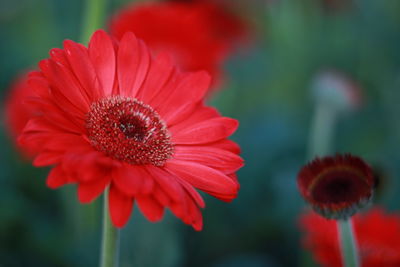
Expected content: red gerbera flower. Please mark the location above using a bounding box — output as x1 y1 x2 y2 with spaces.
19 30 243 230
4 72 38 158
109 1 247 86
299 208 400 267
297 154 374 220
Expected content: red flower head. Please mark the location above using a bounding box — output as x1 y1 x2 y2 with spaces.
297 154 374 220
109 1 247 87
299 208 400 267
19 30 243 230
4 73 38 158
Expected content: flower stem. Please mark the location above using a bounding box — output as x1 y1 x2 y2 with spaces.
100 188 120 267
308 102 337 158
78 1 117 265
338 219 359 267
80 0 107 44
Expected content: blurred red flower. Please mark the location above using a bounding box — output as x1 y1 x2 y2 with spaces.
19 30 243 230
4 73 37 158
110 0 247 87
299 208 400 267
297 154 374 220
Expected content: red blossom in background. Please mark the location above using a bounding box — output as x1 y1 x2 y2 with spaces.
297 154 374 220
4 73 38 158
18 30 243 230
299 208 400 267
110 1 248 88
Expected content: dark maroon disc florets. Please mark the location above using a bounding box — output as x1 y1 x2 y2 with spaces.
297 154 374 220
86 96 173 166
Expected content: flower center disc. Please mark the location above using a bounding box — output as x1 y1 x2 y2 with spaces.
86 96 173 166
311 170 371 204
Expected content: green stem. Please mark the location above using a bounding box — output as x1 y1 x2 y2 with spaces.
78 1 117 265
338 219 359 267
100 188 120 267
80 0 107 44
307 102 337 158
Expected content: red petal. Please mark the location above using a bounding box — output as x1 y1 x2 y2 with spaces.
108 185 134 228
228 173 239 185
78 157 113 183
59 147 113 184
144 68 182 108
20 117 80 153
174 145 243 174
170 200 185 220
202 174 239 202
186 195 203 231
165 160 238 196
136 52 174 103
141 174 154 195
89 30 116 96
63 39 101 100
22 117 60 134
43 135 90 154
18 132 50 154
33 151 63 167
152 185 171 206
145 166 207 228
117 32 150 97
163 102 199 130
39 59 89 117
23 96 84 134
28 72 51 99
168 105 219 130
154 71 211 124
49 48 70 67
112 164 150 196
61 145 95 169
171 117 238 144
209 139 241 154
145 165 185 202
170 193 203 231
46 165 71 189
201 189 237 202
77 176 110 203
177 178 205 208
136 196 164 222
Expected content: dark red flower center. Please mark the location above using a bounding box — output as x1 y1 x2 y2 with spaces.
85 96 173 166
311 170 371 204
297 154 374 219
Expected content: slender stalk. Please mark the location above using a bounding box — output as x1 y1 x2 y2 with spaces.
78 1 118 266
307 102 337 158
306 86 360 267
80 0 107 44
338 219 359 267
100 188 120 267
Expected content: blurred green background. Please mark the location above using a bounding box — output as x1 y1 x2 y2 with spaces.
1 0 400 266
